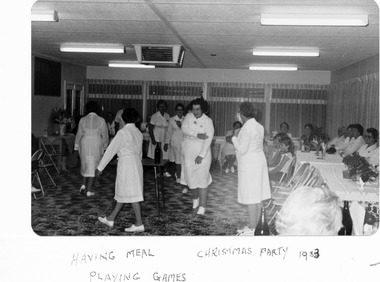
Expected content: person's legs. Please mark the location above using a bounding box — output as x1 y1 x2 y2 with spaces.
86 176 96 192
199 187 208 208
191 188 199 209
131 202 143 226
107 202 124 221
175 164 181 179
247 203 261 229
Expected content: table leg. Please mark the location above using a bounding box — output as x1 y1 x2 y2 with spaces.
154 167 160 215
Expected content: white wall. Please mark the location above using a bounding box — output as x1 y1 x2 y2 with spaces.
87 67 331 85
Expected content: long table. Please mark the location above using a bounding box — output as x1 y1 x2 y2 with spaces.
296 151 379 235
296 151 379 202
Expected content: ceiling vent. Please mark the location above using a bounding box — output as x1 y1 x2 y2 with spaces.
133 44 186 67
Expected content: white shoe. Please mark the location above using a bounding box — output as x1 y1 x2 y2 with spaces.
182 188 188 194
197 206 206 215
225 168 229 173
176 178 181 184
236 228 255 236
31 186 41 193
125 224 145 232
163 172 172 178
230 166 235 173
79 185 86 194
98 217 114 227
86 191 95 197
192 198 199 209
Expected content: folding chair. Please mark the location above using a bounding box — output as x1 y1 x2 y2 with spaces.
32 149 45 199
39 138 61 174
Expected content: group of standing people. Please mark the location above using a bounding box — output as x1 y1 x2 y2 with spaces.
73 98 272 234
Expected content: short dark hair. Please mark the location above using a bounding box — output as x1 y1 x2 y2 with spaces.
274 132 288 141
280 122 289 130
85 101 100 115
175 103 185 111
156 100 167 109
233 121 242 128
366 128 379 142
122 108 140 124
280 136 295 156
351 124 364 135
239 102 256 119
192 98 208 113
304 123 314 131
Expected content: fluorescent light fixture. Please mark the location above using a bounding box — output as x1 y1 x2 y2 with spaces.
261 13 368 26
249 64 298 71
31 10 58 22
60 43 125 53
252 47 319 57
108 61 155 68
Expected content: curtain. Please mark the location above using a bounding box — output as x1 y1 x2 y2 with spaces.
85 79 143 117
270 84 328 138
145 81 203 120
208 82 266 136
327 73 379 137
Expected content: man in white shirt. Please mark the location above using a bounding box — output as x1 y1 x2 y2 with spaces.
341 124 365 157
336 124 354 152
327 126 347 149
358 128 379 166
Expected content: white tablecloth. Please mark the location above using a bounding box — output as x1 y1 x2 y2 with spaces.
296 151 343 166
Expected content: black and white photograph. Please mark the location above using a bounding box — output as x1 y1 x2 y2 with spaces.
2 0 380 281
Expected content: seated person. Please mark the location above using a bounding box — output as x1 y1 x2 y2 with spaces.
267 132 288 167
222 121 242 173
279 122 292 138
268 136 295 182
336 124 355 152
275 186 343 235
358 128 379 166
340 124 365 157
327 126 347 149
300 123 316 150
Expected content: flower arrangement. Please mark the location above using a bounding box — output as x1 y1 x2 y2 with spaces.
342 152 378 182
52 107 72 125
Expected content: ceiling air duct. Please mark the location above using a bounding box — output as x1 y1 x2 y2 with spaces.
133 44 186 67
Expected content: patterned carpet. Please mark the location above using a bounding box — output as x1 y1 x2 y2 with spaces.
32 160 277 236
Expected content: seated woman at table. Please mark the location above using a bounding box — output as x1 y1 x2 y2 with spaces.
300 123 316 150
96 108 145 232
75 101 109 197
358 128 379 166
276 186 342 235
267 132 288 167
268 136 295 183
222 121 242 173
279 122 292 138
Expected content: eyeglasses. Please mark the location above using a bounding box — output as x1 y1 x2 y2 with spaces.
364 135 373 138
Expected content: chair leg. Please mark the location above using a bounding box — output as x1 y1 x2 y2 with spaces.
43 166 57 187
32 172 45 199
49 155 61 174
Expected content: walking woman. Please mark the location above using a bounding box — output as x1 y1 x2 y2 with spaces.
181 98 214 214
74 101 109 197
96 108 144 232
232 102 271 235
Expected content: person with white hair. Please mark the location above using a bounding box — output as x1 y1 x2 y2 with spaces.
275 186 343 235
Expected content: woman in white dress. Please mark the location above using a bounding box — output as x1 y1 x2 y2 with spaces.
147 100 171 176
358 128 379 166
74 101 109 197
232 102 271 235
164 103 185 183
96 108 145 232
181 98 214 215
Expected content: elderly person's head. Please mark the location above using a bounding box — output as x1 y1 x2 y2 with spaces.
276 186 342 235
273 132 288 148
337 126 346 137
238 102 257 123
192 98 208 118
304 123 314 137
121 108 140 124
364 128 379 146
280 122 290 134
85 101 100 115
156 100 167 114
